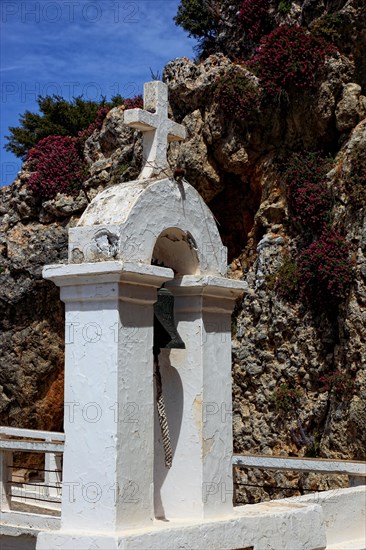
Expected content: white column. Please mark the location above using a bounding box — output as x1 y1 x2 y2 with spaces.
154 276 246 521
42 261 173 534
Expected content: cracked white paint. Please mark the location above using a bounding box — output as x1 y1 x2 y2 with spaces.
203 434 216 458
70 177 226 275
38 163 246 549
8 487 366 549
36 499 328 549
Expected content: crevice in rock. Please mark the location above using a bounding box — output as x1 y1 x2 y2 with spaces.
208 172 262 262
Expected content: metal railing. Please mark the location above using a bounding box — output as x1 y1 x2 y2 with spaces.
0 427 64 528
233 453 366 492
1 426 365 527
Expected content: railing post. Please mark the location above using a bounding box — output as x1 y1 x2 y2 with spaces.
0 448 13 511
45 451 62 498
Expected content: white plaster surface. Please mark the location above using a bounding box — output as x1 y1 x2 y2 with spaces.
124 81 186 179
38 187 245 545
327 541 366 550
153 276 245 521
36 500 327 549
283 486 366 549
6 487 366 550
43 261 174 288
40 265 245 534
233 454 366 476
1 513 60 534
69 178 227 275
0 427 64 440
42 262 175 536
154 279 245 522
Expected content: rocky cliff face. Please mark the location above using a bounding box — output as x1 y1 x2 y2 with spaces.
1 0 365 502
162 49 366 498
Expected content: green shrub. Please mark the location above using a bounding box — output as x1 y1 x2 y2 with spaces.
215 70 261 121
5 94 125 159
278 1 292 15
304 435 320 458
174 0 219 57
5 96 110 159
266 255 299 299
272 383 303 411
311 14 343 42
345 148 366 209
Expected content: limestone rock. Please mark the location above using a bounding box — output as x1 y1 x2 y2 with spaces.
336 83 366 132
301 0 327 26
84 107 142 186
42 192 89 218
1 29 366 505
176 109 223 202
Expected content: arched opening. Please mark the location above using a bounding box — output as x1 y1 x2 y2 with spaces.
152 228 199 520
152 227 199 275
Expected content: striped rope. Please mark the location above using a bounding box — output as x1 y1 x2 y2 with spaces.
154 354 173 469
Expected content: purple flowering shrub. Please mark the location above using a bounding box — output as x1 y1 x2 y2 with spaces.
124 95 143 110
319 369 354 400
297 227 354 305
239 0 270 42
215 70 261 121
25 95 143 200
77 106 111 144
251 24 336 95
27 135 87 199
285 151 333 230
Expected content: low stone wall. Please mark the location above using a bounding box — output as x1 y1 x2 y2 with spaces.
2 486 365 550
283 485 366 549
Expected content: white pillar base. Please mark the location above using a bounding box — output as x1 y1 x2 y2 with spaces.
36 501 327 550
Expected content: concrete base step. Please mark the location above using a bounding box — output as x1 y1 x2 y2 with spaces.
326 539 366 550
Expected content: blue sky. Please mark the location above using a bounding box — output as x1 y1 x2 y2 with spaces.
0 0 196 186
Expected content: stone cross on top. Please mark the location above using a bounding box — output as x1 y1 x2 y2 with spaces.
124 80 186 179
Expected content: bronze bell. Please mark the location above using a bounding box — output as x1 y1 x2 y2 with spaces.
154 287 185 353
